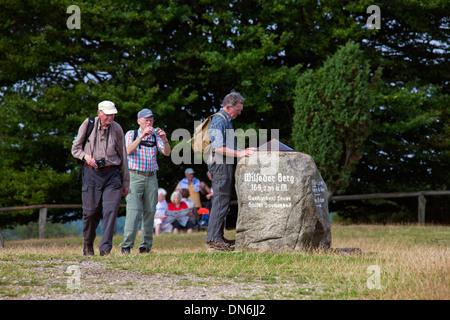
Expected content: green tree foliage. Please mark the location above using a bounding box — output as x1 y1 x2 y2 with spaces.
356 0 450 94
352 85 449 193
0 0 360 227
337 84 450 223
339 1 450 222
292 42 378 196
0 0 448 227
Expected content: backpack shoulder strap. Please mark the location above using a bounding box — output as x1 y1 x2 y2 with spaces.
77 116 95 169
187 112 228 144
133 129 141 149
212 112 227 122
82 116 96 150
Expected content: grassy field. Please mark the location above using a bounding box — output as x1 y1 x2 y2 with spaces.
0 224 448 300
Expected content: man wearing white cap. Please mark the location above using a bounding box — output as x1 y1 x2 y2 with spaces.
72 100 129 256
119 108 171 254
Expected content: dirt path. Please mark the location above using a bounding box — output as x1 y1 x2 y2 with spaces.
2 260 312 300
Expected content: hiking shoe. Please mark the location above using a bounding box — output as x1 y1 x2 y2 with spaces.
206 241 234 251
223 238 236 245
83 245 94 256
139 247 151 254
100 251 110 256
121 247 131 254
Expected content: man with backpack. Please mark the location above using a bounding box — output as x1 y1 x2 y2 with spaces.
206 92 255 251
119 108 171 254
72 100 129 256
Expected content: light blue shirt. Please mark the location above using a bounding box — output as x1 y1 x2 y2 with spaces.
178 177 201 192
208 109 237 152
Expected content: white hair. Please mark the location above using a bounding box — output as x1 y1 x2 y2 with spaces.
170 191 181 202
158 188 167 196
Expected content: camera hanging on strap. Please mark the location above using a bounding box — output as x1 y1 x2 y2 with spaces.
133 129 157 149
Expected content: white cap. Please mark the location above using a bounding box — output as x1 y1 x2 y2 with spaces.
98 101 118 115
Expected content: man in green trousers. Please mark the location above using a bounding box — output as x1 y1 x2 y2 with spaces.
119 108 171 253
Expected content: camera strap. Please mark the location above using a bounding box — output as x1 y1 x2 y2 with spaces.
134 129 157 149
91 119 111 158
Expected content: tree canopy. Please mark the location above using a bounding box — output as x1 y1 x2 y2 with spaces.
0 0 448 227
292 42 378 197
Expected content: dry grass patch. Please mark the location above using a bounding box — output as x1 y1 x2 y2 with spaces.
0 224 448 299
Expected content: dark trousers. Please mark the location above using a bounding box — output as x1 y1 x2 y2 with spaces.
82 166 122 253
206 162 234 243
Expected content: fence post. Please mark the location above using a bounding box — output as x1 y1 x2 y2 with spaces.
39 207 47 239
418 193 426 225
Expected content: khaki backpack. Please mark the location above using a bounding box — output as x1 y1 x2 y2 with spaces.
189 113 227 154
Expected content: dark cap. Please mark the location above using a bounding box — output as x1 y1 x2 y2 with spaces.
137 108 154 119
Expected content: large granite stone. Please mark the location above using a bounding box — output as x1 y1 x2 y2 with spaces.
235 141 331 252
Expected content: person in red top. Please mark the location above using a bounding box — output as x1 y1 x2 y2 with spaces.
168 191 188 211
168 191 194 234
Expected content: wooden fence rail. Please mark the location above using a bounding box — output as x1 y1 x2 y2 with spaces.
0 204 125 241
331 190 450 224
0 191 449 245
